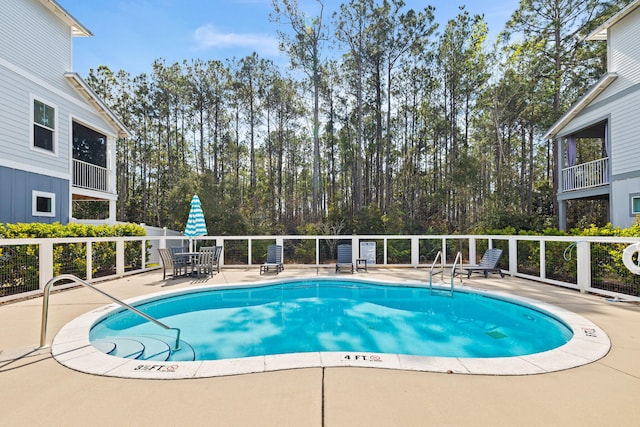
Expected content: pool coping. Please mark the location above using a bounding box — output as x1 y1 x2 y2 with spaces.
50 277 611 379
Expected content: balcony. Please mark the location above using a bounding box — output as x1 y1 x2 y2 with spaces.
561 157 609 192
73 159 110 192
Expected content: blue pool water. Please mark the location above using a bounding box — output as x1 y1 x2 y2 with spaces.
89 280 573 361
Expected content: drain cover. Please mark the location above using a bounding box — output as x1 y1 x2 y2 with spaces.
485 330 507 339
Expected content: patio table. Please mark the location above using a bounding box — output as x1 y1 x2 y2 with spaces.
175 252 200 276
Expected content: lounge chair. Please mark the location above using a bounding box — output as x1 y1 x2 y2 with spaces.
336 244 354 273
192 246 216 277
260 244 283 275
159 248 184 280
463 248 505 278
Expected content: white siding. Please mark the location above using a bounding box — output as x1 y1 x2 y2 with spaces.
0 63 116 176
558 6 640 178
610 93 640 175
606 6 640 177
0 0 73 93
609 7 640 88
611 177 640 228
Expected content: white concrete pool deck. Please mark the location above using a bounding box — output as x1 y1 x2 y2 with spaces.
2 267 640 426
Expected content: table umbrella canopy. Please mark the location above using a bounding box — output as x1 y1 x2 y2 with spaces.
184 194 207 237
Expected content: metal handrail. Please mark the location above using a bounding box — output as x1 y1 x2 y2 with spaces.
450 251 464 294
428 251 444 295
40 274 180 350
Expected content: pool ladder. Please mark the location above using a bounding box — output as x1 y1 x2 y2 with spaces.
428 251 464 296
39 274 181 351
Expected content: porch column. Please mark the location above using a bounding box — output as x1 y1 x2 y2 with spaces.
107 199 116 224
558 200 567 231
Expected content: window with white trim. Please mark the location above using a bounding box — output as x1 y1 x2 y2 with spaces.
632 196 640 215
33 99 56 153
32 191 56 217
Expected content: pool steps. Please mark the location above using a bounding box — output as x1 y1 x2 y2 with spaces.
93 335 196 361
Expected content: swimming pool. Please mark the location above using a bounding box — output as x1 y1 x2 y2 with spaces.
52 277 611 378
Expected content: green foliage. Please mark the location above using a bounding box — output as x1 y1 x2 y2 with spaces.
0 223 147 296
85 2 625 235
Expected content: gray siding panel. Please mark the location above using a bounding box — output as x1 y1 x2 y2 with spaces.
0 166 69 224
0 66 116 175
0 0 72 91
610 8 640 87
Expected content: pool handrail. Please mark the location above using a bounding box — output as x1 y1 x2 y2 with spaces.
39 274 181 351
450 251 464 294
428 251 444 295
429 251 463 297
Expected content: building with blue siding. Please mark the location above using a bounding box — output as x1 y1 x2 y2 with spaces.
0 0 129 225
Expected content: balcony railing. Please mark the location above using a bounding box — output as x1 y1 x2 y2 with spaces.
73 159 109 192
561 157 609 192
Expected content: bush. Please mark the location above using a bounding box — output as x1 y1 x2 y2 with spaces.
0 223 146 296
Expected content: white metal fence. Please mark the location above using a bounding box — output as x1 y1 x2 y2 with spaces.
1 234 639 302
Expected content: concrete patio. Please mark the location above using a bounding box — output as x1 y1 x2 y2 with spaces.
1 267 640 426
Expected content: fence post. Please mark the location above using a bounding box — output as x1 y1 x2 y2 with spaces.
540 240 546 279
411 236 419 267
576 241 591 293
508 237 517 277
468 237 476 263
116 239 125 277
39 240 54 290
351 236 359 264
441 238 447 265
86 242 93 281
276 237 284 265
383 237 388 265
141 238 147 269
216 238 225 267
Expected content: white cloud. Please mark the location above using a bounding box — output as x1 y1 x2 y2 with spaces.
193 24 280 56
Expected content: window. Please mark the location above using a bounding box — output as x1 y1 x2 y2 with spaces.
33 99 56 153
632 196 640 215
73 122 107 167
32 191 56 217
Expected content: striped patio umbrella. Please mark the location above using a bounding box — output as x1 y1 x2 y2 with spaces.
184 194 207 237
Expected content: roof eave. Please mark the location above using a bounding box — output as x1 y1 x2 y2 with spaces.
40 0 93 37
543 73 617 140
64 72 132 139
587 0 640 41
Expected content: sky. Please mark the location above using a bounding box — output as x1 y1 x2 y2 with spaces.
57 0 521 77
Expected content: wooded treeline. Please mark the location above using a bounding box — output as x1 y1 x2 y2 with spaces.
83 0 629 235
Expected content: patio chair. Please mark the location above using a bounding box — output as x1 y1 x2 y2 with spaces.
159 248 183 280
192 246 216 277
211 246 223 273
260 244 283 275
336 244 354 273
169 246 189 271
463 248 505 278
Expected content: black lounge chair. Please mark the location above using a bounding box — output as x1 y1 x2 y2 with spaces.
260 244 283 275
463 248 505 278
336 244 354 273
